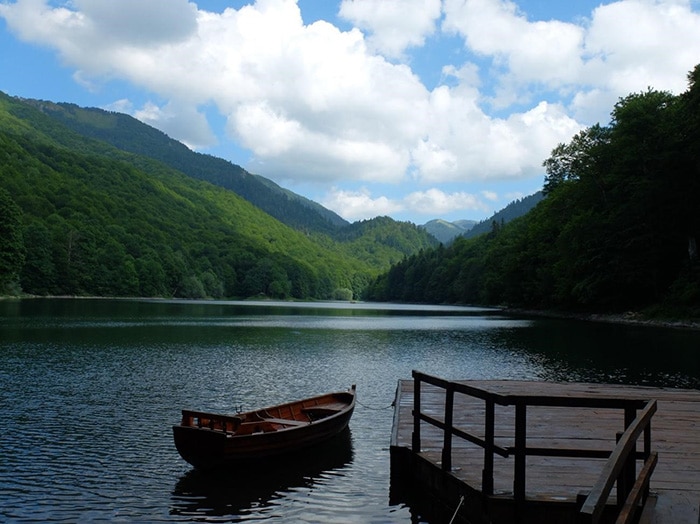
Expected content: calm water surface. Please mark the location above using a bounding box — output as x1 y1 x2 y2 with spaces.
1 298 698 522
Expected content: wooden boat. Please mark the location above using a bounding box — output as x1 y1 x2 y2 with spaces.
173 385 356 469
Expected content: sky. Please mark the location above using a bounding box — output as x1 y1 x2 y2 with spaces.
1 1 700 225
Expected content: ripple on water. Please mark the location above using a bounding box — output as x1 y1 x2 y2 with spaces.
3 299 698 522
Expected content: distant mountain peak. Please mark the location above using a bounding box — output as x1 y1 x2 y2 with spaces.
420 218 475 244
419 193 544 244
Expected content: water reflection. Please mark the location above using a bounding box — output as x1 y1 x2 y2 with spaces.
2 298 699 523
171 428 354 520
486 318 700 388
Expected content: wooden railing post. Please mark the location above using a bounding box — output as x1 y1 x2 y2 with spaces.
514 400 527 502
622 407 637 507
615 431 626 507
442 383 455 471
643 419 652 501
482 397 495 496
412 374 422 452
580 400 657 524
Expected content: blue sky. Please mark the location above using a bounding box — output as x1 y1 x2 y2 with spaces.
2 0 700 225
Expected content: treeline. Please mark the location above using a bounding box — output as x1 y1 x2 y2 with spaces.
460 192 544 240
0 93 435 300
0 132 356 299
366 66 700 314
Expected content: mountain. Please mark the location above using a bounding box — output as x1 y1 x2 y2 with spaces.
461 192 544 240
335 216 439 267
0 91 436 299
20 99 349 235
453 219 478 230
418 193 544 246
420 219 476 244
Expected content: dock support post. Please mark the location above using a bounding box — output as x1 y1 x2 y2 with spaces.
442 384 454 471
514 400 527 503
482 398 495 496
412 375 421 452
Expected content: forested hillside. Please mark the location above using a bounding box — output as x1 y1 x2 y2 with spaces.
366 66 700 315
419 194 543 245
461 192 544 240
20 99 348 235
0 92 435 299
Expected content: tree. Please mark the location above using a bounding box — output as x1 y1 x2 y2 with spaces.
0 188 25 293
20 220 56 295
180 275 206 299
136 254 168 297
542 124 611 199
677 65 700 264
333 288 353 301
200 270 224 298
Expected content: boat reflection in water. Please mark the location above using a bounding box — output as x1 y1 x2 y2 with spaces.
170 428 354 519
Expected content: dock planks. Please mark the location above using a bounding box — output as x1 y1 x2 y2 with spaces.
391 379 700 523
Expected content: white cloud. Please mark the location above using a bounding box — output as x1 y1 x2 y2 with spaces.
442 0 585 90
403 188 489 215
482 190 498 202
586 0 700 90
2 0 699 202
73 0 198 47
1 0 577 187
413 87 582 183
103 98 133 114
0 0 198 74
321 187 404 220
339 0 442 58
134 101 216 150
322 186 490 221
442 0 700 124
575 0 700 121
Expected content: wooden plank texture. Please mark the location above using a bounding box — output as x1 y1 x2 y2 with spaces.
392 379 700 524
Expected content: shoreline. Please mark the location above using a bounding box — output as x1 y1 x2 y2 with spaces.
3 295 700 331
506 307 700 331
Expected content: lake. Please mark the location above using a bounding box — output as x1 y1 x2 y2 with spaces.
1 298 698 522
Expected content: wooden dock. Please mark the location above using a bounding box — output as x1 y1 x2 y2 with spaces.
390 373 700 524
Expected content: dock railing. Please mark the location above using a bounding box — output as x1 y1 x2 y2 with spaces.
411 371 657 523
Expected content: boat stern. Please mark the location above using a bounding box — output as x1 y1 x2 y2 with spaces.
172 425 228 469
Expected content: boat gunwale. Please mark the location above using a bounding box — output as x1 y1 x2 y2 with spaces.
175 385 356 436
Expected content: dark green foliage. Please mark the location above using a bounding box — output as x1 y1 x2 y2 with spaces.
0 188 25 293
368 66 700 314
335 216 438 267
0 92 434 299
20 220 56 294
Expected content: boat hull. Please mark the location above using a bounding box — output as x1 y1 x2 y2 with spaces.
173 387 355 469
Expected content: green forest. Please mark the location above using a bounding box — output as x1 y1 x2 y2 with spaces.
366 66 700 316
3 65 700 314
0 92 436 300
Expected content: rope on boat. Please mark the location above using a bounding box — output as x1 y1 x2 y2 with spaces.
448 495 465 524
355 399 395 410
